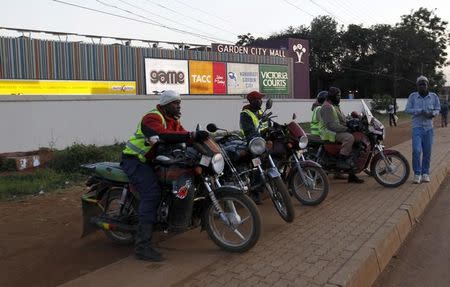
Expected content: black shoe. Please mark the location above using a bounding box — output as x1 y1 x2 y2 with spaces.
250 191 262 205
135 246 163 262
348 174 364 184
135 223 164 262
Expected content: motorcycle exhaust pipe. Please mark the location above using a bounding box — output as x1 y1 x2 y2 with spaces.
90 217 136 233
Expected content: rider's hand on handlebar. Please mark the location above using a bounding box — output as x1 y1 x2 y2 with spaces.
191 130 210 141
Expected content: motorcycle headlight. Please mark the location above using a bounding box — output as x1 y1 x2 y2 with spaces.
211 153 225 174
298 136 308 149
249 137 266 155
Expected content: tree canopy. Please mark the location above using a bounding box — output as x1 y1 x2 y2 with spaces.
236 8 450 98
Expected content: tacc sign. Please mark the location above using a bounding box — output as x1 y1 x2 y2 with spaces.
212 44 287 58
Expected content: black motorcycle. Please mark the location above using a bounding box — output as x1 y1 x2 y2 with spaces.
80 135 261 253
208 100 295 223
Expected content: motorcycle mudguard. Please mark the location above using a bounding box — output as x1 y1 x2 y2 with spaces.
369 149 402 173
300 159 322 168
267 167 281 179
81 194 103 238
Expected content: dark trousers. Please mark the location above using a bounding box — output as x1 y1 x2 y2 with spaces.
120 156 161 224
389 113 397 126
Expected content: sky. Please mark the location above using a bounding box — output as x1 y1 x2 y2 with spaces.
1 0 450 83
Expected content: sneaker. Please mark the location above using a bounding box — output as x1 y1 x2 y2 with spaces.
422 174 431 183
413 175 421 184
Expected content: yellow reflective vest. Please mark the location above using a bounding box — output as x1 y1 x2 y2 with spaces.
122 109 167 162
240 109 269 138
318 105 339 142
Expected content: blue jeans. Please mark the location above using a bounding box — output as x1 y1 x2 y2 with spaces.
120 156 161 224
412 127 433 175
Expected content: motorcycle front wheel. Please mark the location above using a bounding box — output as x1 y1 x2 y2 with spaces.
266 177 295 222
372 152 410 187
291 166 329 206
204 189 261 253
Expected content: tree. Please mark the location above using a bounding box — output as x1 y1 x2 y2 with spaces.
236 33 256 46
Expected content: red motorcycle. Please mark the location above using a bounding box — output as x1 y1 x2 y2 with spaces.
306 100 410 188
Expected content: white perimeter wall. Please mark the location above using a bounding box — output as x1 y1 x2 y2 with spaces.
0 95 408 153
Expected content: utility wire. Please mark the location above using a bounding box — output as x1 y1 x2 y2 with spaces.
282 0 315 18
52 0 233 43
170 0 232 25
95 0 231 43
304 0 347 24
319 0 368 24
104 0 224 42
142 0 237 36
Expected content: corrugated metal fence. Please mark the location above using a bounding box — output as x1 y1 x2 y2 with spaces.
0 36 291 95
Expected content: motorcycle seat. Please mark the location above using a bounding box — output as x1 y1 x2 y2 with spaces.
154 155 184 166
307 134 333 145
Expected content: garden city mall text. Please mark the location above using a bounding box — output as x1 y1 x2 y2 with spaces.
215 44 287 58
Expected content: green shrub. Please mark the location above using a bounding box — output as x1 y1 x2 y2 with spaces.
370 94 397 113
48 142 125 173
0 158 16 172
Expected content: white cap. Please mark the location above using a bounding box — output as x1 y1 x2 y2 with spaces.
416 75 429 84
160 90 181 106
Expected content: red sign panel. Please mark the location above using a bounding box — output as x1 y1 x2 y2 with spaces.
213 62 227 94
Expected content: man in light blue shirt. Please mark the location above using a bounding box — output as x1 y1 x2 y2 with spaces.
405 75 440 184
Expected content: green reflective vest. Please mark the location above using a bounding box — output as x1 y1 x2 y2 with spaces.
240 109 268 137
122 109 167 162
318 105 338 142
310 106 321 136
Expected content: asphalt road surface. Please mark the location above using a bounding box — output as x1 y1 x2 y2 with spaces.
374 175 450 287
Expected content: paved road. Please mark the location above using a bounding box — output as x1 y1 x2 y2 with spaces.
374 175 450 287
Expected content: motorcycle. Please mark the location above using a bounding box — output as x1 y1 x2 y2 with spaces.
207 99 295 223
80 134 262 253
307 100 410 188
265 114 329 206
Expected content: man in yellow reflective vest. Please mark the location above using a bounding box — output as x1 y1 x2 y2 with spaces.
121 90 209 261
240 91 269 141
239 91 269 204
310 90 328 136
319 87 364 183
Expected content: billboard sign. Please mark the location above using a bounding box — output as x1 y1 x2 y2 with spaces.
189 61 213 94
0 80 136 95
259 65 289 94
145 58 189 94
212 62 227 94
227 63 259 94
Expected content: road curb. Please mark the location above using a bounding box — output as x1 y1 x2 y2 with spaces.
329 143 450 287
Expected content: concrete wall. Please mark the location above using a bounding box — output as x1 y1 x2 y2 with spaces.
0 96 408 153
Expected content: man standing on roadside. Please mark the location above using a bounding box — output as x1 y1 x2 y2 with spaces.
405 76 440 184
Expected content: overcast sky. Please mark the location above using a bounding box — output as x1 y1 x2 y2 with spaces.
1 0 449 83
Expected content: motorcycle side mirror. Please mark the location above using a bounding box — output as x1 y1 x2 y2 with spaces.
292 113 297 120
195 123 200 132
206 123 218 133
265 98 273 110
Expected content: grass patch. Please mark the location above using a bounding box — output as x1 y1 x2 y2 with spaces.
0 142 125 200
0 169 83 200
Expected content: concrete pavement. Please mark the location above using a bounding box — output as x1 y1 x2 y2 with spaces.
60 128 450 287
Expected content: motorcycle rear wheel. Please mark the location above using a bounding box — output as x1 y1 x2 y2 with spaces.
204 190 261 253
266 177 295 222
291 166 329 206
102 187 137 245
372 153 410 187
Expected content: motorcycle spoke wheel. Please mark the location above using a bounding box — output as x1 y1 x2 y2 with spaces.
373 153 410 187
291 166 329 206
102 188 137 244
267 177 295 222
206 195 259 252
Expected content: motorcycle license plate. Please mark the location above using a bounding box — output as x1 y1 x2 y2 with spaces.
200 155 211 166
252 157 262 167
